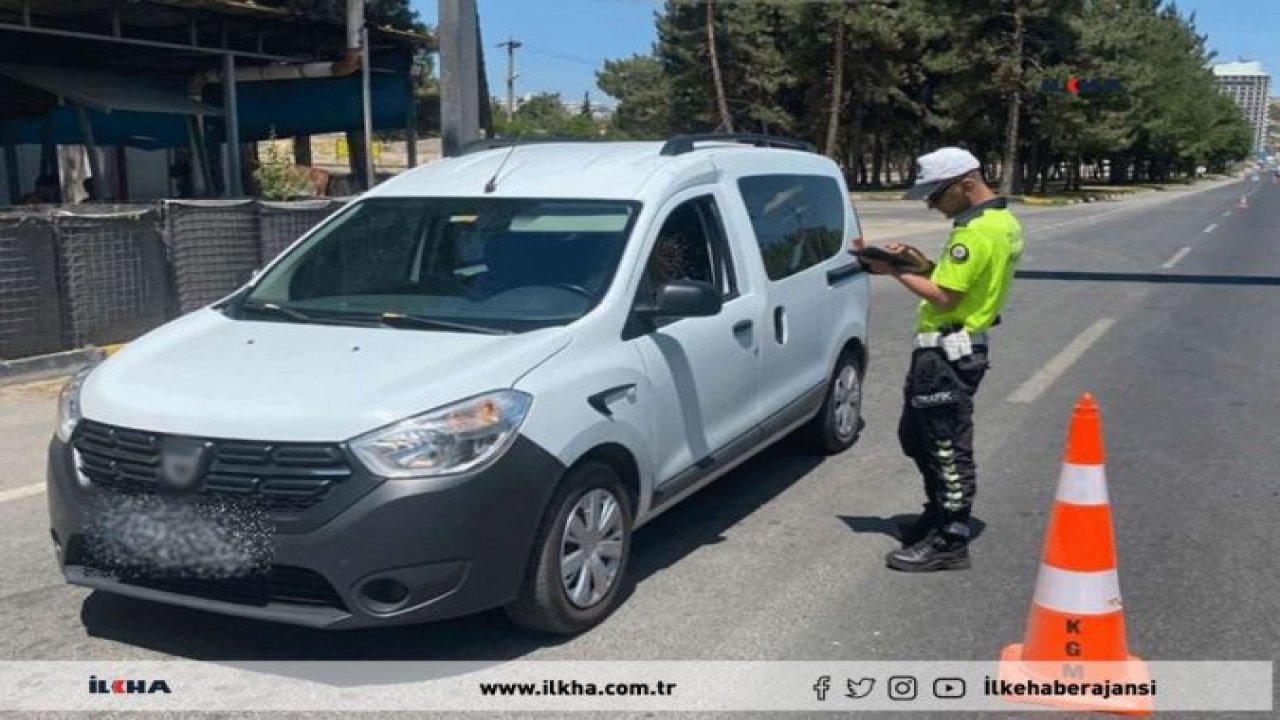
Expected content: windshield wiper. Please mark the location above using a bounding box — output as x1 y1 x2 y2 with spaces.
240 301 318 322
239 302 372 327
377 312 511 335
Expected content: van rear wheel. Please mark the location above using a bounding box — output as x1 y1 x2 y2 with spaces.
803 350 863 455
505 460 633 634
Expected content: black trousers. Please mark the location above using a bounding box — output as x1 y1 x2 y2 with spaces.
897 346 988 543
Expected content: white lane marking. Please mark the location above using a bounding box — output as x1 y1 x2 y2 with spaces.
1007 318 1117 404
1203 223 1218 234
0 482 45 504
1162 246 1193 268
1222 211 1231 217
1037 205 1134 232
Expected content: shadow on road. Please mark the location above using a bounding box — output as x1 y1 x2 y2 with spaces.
1017 270 1280 286
839 514 987 544
79 438 826 662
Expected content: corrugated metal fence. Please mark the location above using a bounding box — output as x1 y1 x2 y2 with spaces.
0 199 345 359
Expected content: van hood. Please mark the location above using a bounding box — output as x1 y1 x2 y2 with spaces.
81 309 572 442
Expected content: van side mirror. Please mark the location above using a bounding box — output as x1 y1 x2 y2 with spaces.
635 279 722 319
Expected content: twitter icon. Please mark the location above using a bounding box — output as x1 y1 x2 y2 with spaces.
846 677 876 699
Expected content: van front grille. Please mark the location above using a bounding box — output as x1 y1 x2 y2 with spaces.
73 420 351 513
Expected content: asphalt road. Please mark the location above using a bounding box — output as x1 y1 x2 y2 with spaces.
1 176 1276 718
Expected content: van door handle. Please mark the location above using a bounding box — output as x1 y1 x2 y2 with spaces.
732 319 753 335
827 263 864 285
773 306 786 344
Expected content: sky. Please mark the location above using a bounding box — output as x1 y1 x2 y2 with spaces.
411 0 1280 105
1179 0 1280 84
412 0 660 107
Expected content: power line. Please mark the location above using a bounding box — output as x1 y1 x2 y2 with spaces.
522 43 599 68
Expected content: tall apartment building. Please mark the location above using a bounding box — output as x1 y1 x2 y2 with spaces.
1212 61 1271 155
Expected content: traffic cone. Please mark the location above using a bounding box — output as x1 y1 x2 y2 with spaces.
998 393 1152 715
1238 194 1249 209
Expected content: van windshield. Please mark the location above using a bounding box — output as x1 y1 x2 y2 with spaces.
240 197 639 333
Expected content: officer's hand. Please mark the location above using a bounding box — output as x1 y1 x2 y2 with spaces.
884 243 936 275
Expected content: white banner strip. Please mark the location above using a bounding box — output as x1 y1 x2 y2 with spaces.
0 661 1270 712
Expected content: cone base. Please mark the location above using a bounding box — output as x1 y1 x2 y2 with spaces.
998 643 1153 715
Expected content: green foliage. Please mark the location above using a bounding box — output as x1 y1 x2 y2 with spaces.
263 0 424 32
492 93 608 139
597 55 670 138
597 0 1255 186
253 136 311 201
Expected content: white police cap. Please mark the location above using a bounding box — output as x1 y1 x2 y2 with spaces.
903 147 981 200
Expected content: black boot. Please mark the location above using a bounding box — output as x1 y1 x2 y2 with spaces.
897 509 941 546
885 531 970 572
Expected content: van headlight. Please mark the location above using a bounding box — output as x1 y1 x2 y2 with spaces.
350 390 533 478
55 364 97 443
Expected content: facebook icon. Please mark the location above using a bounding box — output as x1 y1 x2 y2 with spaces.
813 675 832 701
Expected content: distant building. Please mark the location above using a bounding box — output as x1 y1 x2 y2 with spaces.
1212 61 1271 154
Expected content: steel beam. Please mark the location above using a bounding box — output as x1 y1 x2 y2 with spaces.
222 53 243 197
0 22 300 62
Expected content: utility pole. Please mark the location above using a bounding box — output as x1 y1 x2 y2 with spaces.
439 0 481 156
497 36 522 121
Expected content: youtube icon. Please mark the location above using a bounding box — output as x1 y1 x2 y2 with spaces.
932 678 966 699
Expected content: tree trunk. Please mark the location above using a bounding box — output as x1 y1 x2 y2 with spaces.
347 130 369 190
824 11 845 158
999 2 1025 196
871 133 884 189
706 0 733 133
849 104 865 187
1026 141 1040 194
294 135 312 166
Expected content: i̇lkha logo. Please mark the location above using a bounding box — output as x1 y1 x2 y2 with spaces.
90 675 172 694
1040 76 1123 95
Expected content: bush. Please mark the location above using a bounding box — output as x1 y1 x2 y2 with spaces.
253 136 312 200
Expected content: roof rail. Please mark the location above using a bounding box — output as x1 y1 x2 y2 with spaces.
659 133 817 156
458 136 608 156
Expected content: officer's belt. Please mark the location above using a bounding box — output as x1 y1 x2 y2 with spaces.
914 331 989 349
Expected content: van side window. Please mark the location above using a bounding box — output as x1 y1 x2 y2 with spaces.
640 196 737 304
737 174 846 281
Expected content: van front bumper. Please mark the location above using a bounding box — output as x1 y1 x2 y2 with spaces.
46 431 565 629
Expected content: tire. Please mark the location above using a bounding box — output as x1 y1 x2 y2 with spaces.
802 350 864 455
504 460 633 634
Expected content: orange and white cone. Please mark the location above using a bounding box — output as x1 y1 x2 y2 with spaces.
998 393 1152 715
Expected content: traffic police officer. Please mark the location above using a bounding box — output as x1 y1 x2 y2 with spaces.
859 147 1023 572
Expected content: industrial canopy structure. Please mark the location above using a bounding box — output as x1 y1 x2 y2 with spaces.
0 0 434 200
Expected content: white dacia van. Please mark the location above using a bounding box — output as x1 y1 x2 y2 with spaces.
49 134 870 634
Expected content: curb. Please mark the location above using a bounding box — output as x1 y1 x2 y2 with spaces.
0 347 106 388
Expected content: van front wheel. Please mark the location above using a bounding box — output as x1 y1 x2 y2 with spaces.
505 460 633 634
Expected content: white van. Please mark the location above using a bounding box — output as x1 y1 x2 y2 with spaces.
49 135 870 634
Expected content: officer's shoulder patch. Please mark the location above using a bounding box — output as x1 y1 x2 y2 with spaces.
949 244 970 262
